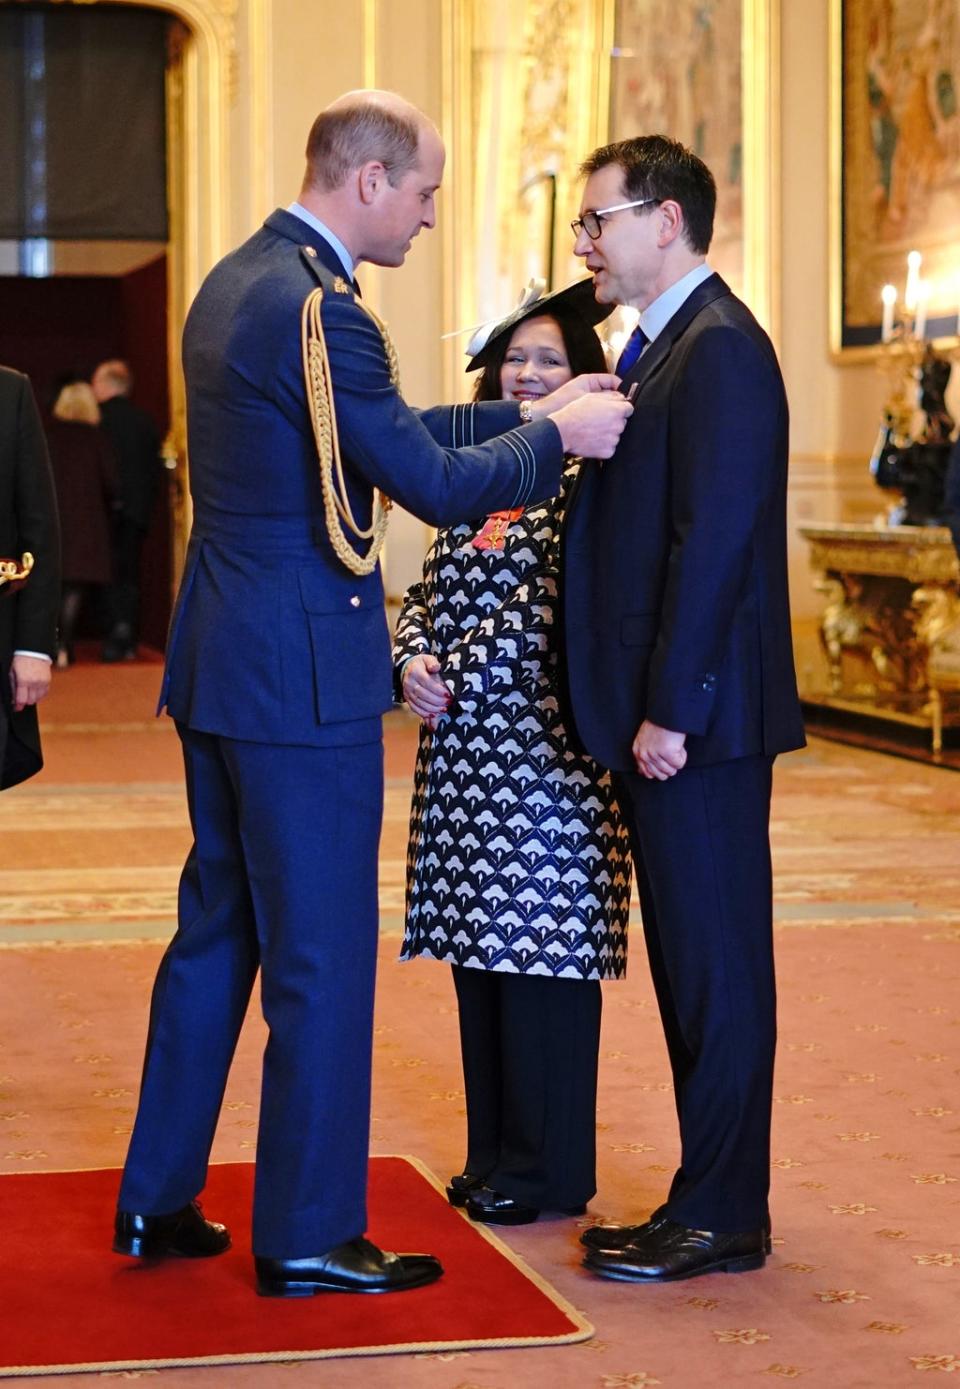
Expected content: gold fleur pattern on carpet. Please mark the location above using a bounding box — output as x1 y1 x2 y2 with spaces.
713 1329 772 1345
599 1375 662 1388
3 676 960 1386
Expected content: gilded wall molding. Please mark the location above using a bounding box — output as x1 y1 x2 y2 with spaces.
440 0 610 399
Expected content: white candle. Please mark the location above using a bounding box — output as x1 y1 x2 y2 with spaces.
905 250 922 311
881 284 897 342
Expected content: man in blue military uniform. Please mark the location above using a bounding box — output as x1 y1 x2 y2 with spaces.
113 90 632 1296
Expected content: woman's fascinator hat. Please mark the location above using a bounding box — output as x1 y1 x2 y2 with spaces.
450 276 615 372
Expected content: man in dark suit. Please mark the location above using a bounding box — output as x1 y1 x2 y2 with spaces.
565 136 805 1283
91 358 162 661
0 366 60 790
114 90 631 1297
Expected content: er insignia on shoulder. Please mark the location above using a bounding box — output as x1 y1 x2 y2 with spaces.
333 276 350 295
303 245 317 258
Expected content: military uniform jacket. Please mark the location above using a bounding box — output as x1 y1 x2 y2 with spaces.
0 367 60 788
393 463 631 979
160 210 564 747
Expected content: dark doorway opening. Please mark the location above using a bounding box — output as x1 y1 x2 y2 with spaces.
0 258 171 653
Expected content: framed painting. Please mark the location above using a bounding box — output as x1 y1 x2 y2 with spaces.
607 0 779 337
831 0 960 359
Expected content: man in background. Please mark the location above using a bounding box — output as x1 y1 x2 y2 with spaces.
91 358 162 661
0 365 60 789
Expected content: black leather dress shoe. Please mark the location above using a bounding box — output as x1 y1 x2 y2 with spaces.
581 1206 772 1254
446 1171 486 1207
580 1220 649 1252
113 1200 231 1258
255 1236 443 1296
465 1185 586 1227
583 1215 766 1283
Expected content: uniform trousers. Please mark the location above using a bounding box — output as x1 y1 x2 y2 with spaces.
452 964 602 1209
118 724 384 1258
613 753 776 1232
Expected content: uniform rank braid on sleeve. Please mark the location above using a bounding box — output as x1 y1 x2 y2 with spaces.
301 284 399 577
501 428 537 509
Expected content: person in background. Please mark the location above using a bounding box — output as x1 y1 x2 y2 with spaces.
394 279 632 1227
91 358 162 661
0 365 60 789
46 381 118 667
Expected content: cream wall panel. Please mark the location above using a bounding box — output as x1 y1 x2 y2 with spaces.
269 0 366 213
369 0 445 603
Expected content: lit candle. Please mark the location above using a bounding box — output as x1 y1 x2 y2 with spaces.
914 280 930 341
881 284 897 342
905 250 922 311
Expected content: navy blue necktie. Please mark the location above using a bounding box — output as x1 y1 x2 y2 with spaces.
615 323 649 376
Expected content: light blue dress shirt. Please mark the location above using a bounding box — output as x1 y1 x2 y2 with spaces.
286 202 355 279
638 261 715 349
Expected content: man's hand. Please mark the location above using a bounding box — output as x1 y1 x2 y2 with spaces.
528 373 623 417
10 654 52 712
551 392 633 459
402 653 451 727
632 719 687 780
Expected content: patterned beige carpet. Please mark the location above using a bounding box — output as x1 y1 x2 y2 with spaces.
1 661 959 1387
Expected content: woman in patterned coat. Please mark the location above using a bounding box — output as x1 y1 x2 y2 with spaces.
393 281 632 1225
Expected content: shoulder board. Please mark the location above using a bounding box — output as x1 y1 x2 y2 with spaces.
298 246 355 300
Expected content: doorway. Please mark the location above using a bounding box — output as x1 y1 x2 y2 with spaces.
0 1 175 653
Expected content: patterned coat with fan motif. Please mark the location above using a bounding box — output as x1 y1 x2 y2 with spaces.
393 462 631 980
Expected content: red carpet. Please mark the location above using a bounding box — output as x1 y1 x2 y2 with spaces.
0 1158 591 1375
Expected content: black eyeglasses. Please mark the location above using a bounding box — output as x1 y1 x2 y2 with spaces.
570 197 661 240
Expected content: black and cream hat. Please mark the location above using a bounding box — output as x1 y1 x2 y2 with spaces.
464 276 615 372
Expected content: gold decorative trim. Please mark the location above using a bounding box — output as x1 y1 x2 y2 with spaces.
440 1 609 401
742 0 781 344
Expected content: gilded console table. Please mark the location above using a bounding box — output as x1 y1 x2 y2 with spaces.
799 523 960 756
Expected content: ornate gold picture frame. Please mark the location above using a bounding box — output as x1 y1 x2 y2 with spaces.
830 0 960 361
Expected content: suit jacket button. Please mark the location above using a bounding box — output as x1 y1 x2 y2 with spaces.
350 595 361 607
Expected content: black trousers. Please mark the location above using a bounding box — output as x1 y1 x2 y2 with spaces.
452 964 602 1209
106 516 146 645
613 754 776 1233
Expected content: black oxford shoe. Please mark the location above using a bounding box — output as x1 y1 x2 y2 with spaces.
581 1206 772 1254
583 1215 766 1283
113 1200 231 1258
466 1185 586 1227
255 1236 443 1296
446 1171 486 1207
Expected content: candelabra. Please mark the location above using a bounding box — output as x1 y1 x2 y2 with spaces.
871 252 957 527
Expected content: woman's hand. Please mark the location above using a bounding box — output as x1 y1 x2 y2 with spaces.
402 653 452 724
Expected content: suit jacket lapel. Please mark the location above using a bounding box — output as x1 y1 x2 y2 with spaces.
620 272 731 396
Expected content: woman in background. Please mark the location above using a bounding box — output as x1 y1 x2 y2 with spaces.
394 280 632 1226
46 381 117 666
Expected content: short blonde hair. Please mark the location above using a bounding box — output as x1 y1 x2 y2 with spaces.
53 381 101 425
305 95 421 192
